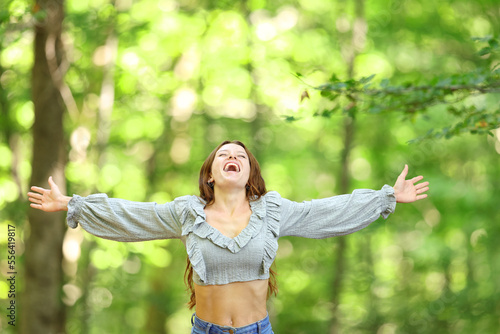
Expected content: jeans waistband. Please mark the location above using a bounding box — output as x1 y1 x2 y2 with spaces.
191 313 271 334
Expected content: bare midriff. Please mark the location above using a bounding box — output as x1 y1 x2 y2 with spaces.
194 279 269 327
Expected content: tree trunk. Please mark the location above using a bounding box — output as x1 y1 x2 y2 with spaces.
329 1 366 333
329 117 354 334
21 0 67 333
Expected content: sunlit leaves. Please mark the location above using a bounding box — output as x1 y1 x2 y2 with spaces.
15 101 34 129
472 35 500 57
0 144 13 169
307 37 500 141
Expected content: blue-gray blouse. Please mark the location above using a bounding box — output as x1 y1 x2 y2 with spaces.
67 186 396 285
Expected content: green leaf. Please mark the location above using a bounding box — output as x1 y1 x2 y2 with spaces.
333 82 347 90
283 115 299 122
0 10 10 23
329 74 340 83
478 47 492 56
345 79 356 89
436 78 452 87
471 36 493 42
359 74 375 84
380 79 390 88
488 38 499 50
367 106 383 114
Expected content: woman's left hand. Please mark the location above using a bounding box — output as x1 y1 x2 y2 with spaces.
393 164 429 203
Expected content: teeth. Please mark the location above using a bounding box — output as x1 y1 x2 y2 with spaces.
224 163 240 172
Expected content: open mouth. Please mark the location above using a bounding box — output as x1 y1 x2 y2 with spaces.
223 162 240 172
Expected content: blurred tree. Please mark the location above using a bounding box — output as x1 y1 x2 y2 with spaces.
329 0 367 332
21 0 67 333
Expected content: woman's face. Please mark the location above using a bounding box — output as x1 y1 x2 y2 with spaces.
209 143 251 191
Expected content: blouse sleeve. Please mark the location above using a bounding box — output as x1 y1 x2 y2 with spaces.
66 194 191 242
277 185 396 238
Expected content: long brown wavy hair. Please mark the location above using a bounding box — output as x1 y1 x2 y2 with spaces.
184 140 278 309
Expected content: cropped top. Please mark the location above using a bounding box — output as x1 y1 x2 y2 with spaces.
67 185 396 286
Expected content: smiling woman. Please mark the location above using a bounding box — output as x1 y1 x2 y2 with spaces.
199 141 265 207
27 140 429 334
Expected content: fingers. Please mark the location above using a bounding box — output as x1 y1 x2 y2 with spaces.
27 191 43 199
416 186 429 194
414 181 429 196
30 186 48 194
398 164 409 180
28 177 65 212
48 176 59 191
410 175 424 183
28 189 46 209
30 203 42 210
28 195 44 211
28 193 43 204
395 165 429 202
415 181 429 189
29 197 42 205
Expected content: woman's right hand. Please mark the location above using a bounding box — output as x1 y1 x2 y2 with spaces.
28 176 72 212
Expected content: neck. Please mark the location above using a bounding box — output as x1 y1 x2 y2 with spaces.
211 186 248 215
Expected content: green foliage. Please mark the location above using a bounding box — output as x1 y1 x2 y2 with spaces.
1 0 500 333
307 36 500 142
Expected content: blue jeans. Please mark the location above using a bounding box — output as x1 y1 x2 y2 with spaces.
191 313 274 334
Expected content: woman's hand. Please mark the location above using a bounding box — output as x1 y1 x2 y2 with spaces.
28 176 72 212
393 165 429 203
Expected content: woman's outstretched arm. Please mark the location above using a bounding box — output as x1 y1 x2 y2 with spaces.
277 164 429 238
27 176 186 242
28 176 72 212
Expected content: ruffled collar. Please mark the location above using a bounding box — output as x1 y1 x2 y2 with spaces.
184 195 267 253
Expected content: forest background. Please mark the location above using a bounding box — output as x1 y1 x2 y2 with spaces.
0 0 499 333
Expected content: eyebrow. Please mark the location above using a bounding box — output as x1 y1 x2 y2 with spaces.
217 149 247 155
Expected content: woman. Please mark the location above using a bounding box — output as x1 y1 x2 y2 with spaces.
28 140 429 334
